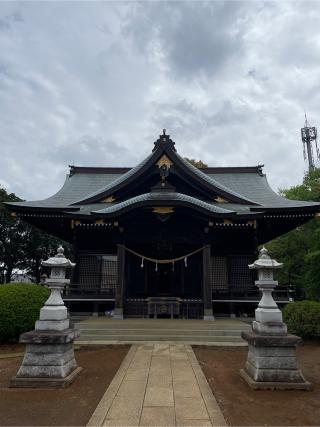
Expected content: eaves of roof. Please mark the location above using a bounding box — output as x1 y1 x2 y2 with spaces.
91 192 236 218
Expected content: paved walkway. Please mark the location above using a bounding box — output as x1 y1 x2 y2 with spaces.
87 344 227 426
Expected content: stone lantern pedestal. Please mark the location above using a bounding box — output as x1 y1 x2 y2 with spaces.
240 248 311 390
11 247 82 388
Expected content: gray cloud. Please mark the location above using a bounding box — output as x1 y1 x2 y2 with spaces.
122 1 247 79
0 1 319 201
0 10 23 31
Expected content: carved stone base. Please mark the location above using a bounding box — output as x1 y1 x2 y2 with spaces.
252 320 287 336
240 368 312 390
11 328 80 388
241 331 312 390
11 367 82 388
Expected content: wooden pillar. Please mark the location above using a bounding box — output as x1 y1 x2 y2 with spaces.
92 302 99 317
114 244 125 319
229 302 236 318
203 244 214 320
71 227 78 293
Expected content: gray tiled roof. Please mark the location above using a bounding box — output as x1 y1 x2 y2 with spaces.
70 152 155 204
8 173 121 209
207 173 319 208
175 152 257 204
7 165 319 213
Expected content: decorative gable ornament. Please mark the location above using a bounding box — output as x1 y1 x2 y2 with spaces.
156 155 173 170
152 207 174 214
153 206 174 222
101 196 115 203
153 129 176 151
214 196 228 203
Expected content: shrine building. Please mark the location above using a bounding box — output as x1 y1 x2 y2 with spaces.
6 131 320 319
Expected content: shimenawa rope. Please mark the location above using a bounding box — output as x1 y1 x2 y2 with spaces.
122 245 205 265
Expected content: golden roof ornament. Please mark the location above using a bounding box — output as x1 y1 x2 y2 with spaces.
101 196 115 203
153 207 174 214
215 196 228 203
156 155 173 169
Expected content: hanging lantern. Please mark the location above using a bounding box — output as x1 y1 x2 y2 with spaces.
184 257 188 267
141 257 144 268
155 261 158 272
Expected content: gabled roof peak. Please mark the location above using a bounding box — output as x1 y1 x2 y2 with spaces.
153 129 176 152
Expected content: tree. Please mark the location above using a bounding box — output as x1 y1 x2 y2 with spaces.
20 228 72 283
0 186 72 283
0 188 25 283
185 158 208 169
266 169 320 300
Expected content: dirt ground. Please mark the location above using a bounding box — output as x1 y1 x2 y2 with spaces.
0 343 26 354
0 344 129 426
194 343 320 426
2 343 320 426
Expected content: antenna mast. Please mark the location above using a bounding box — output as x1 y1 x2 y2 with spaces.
301 113 320 171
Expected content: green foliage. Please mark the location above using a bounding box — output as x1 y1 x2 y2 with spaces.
0 186 72 283
266 169 320 300
19 227 72 283
283 300 320 339
279 169 320 202
184 158 208 169
304 249 320 300
0 283 50 343
0 188 25 283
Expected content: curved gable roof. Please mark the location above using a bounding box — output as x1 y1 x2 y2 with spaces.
70 134 257 206
5 132 320 216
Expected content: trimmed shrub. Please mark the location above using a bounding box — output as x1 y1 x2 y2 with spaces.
0 283 49 343
283 300 320 339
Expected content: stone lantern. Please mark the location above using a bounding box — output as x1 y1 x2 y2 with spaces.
11 246 82 388
249 247 286 336
240 247 311 390
36 246 75 331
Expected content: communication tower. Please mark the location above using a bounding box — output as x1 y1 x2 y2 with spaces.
301 113 320 171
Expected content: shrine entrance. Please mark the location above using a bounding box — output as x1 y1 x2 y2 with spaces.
124 246 205 318
148 262 174 296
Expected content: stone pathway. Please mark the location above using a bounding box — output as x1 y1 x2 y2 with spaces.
87 344 227 427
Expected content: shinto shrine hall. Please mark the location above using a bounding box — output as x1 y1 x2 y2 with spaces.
6 131 320 319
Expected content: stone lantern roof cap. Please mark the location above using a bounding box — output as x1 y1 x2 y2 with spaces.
249 247 283 270
41 246 75 268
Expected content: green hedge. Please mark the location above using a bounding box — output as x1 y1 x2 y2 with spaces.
283 300 320 339
0 283 50 343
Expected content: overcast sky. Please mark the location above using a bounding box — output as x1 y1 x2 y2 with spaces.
1 1 320 201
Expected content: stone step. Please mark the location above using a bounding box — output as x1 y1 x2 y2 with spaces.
75 322 250 330
74 319 250 345
76 333 244 342
75 327 244 337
